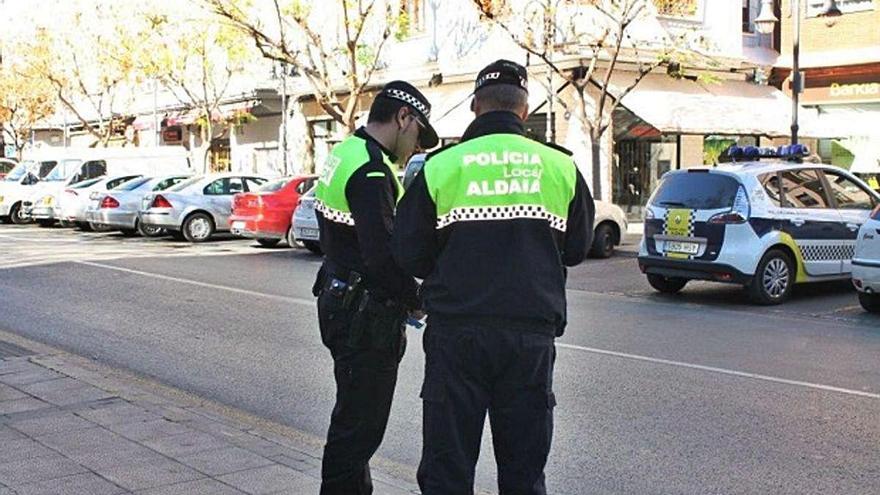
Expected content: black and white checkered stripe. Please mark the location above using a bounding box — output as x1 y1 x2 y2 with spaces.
436 205 567 231
315 200 354 226
798 243 855 262
383 88 431 118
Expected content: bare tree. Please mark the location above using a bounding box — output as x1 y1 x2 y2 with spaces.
204 0 402 172
139 11 254 172
474 0 697 199
20 3 148 147
0 45 56 158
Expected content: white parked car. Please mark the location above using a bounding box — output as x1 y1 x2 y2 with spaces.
852 205 880 313
40 175 142 230
30 177 104 227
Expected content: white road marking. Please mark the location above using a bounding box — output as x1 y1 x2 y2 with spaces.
70 262 880 400
76 260 315 307
557 342 880 400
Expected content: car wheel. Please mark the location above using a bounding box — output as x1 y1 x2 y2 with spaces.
303 240 323 255
589 223 616 259
0 215 11 224
286 226 297 248
120 228 138 237
858 292 880 313
182 213 214 243
36 219 55 228
137 220 165 238
748 249 794 305
646 273 688 294
9 203 30 225
256 238 280 248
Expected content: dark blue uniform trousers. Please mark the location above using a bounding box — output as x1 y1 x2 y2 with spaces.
317 290 402 495
417 318 556 495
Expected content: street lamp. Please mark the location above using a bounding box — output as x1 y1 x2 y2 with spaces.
754 0 842 145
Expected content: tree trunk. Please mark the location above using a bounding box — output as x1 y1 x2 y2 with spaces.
591 135 603 201
302 120 316 174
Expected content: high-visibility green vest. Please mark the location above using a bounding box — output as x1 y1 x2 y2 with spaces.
315 135 402 225
423 133 578 231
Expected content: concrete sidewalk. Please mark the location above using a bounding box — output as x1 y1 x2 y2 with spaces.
0 334 420 495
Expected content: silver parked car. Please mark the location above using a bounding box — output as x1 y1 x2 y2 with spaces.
85 175 192 237
64 175 143 230
291 186 321 254
139 174 268 242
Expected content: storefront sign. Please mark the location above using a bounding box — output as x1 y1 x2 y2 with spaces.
803 81 880 103
162 128 182 143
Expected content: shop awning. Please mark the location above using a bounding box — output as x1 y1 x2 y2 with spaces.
613 74 832 139
132 115 157 131
164 100 259 127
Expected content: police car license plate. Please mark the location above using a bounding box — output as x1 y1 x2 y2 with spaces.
665 240 699 255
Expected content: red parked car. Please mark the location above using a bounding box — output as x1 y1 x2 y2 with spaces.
230 175 317 247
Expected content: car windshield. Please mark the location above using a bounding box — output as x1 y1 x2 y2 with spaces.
42 159 80 182
650 172 742 210
114 177 151 191
4 163 28 182
167 176 204 192
259 178 290 193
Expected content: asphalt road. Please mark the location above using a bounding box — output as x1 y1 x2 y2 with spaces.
0 224 878 494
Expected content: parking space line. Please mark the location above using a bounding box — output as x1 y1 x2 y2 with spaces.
557 342 880 399
76 260 314 307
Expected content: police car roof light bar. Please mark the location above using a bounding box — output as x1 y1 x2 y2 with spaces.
725 144 810 162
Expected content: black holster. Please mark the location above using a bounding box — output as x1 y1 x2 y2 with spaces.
349 290 406 352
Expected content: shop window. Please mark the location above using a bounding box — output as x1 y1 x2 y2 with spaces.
806 0 874 17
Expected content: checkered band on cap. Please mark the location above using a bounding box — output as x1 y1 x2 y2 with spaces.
798 243 854 262
436 205 567 232
315 200 354 226
383 88 431 118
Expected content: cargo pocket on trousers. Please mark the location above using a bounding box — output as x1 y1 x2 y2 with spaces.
318 293 347 349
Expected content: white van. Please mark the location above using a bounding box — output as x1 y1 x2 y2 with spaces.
0 152 77 224
10 147 192 223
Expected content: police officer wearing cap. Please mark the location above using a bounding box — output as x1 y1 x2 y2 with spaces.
392 60 593 494
313 80 437 495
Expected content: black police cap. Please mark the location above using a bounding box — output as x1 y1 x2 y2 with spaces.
377 81 439 149
474 59 529 94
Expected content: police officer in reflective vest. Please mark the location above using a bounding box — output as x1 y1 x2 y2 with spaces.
392 60 593 494
313 81 437 495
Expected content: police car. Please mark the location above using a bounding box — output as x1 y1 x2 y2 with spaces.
638 145 880 304
852 205 880 313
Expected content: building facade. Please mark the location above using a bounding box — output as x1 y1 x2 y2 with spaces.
772 0 879 179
